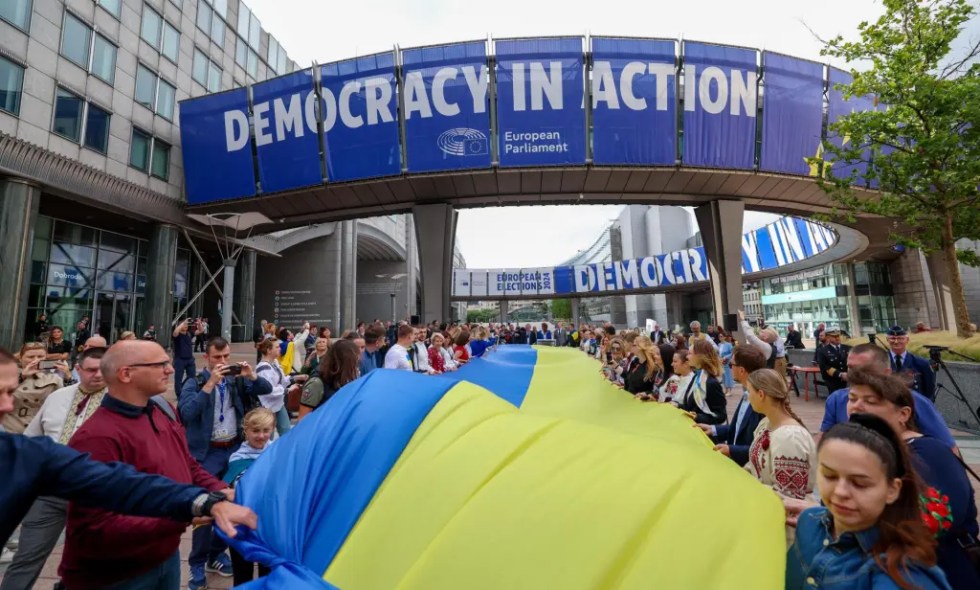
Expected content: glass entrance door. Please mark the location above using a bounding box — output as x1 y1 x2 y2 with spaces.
94 292 132 343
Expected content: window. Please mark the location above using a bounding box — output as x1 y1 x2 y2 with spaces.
140 7 161 47
98 0 121 18
193 48 222 92
197 0 224 45
130 128 151 171
52 88 111 153
236 36 259 78
266 37 290 75
237 4 260 49
130 129 170 180
62 13 92 69
84 103 110 153
92 35 117 84
1 0 32 31
156 79 175 120
53 88 83 141
151 140 170 179
135 65 155 109
0 56 25 115
141 7 180 63
61 13 117 84
162 24 180 62
134 65 176 120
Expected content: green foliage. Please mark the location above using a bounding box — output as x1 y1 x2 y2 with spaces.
466 308 498 323
813 0 980 262
812 0 979 335
550 299 572 321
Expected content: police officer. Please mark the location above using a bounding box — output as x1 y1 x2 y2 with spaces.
885 325 936 400
816 326 850 394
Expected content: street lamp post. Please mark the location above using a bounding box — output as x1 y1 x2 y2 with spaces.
390 293 396 324
188 212 272 342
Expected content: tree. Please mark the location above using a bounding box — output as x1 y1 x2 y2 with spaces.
813 0 980 337
550 299 572 321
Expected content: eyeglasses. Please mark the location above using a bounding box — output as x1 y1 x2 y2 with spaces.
126 361 172 370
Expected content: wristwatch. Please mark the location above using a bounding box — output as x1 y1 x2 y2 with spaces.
192 491 228 517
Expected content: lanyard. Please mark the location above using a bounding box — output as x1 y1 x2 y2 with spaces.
217 380 227 423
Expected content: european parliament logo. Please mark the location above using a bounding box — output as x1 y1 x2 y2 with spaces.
437 128 488 157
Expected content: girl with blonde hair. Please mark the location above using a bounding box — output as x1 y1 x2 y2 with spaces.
744 368 816 501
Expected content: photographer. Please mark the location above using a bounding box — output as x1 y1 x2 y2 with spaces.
2 343 69 434
178 337 271 586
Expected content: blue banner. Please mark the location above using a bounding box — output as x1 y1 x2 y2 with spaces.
251 69 322 193
402 42 492 173
178 88 256 204
495 37 586 167
827 67 874 186
591 37 676 165
760 53 824 175
321 52 401 182
682 42 758 169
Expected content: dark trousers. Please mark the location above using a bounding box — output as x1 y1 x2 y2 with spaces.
230 546 270 586
103 551 180 590
188 444 235 570
173 358 195 397
0 496 68 590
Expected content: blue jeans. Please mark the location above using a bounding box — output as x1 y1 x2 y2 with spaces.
275 406 291 436
104 551 179 590
173 358 195 397
188 444 235 571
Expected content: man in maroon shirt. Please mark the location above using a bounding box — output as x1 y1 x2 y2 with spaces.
60 340 233 590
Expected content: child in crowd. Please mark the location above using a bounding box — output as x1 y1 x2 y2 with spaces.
223 408 276 585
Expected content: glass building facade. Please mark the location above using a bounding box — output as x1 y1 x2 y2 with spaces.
24 216 191 344
761 262 897 338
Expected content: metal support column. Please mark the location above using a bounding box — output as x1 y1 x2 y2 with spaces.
221 259 236 342
144 224 178 348
694 200 745 342
0 178 40 350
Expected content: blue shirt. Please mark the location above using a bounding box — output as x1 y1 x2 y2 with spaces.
1 431 204 546
820 387 956 449
360 349 381 376
787 507 951 590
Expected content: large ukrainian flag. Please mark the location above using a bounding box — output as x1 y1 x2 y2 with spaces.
227 346 784 589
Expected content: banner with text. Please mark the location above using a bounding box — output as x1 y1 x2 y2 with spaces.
179 87 257 203
494 37 586 167
402 41 492 173
591 37 677 165
251 69 323 193
453 217 836 297
320 52 402 182
682 42 758 170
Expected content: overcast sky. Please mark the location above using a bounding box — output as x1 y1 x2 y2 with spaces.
243 0 978 268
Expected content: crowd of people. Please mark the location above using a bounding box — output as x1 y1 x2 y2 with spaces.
2 309 978 590
575 313 978 590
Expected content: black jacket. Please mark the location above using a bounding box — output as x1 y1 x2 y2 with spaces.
785 330 804 350
623 360 658 395
678 373 727 425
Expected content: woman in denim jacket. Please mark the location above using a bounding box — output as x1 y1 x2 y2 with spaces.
787 413 950 590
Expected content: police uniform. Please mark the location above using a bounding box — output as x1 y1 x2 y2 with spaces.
816 328 850 394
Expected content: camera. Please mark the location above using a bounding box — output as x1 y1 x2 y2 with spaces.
38 360 59 371
224 363 243 376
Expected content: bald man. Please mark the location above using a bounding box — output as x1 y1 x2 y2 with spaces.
0 345 256 550
59 341 237 589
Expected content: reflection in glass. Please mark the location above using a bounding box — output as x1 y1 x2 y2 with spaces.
84 103 111 153
61 13 91 69
92 35 117 84
53 88 83 141
130 128 151 171
135 66 156 110
0 55 25 115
